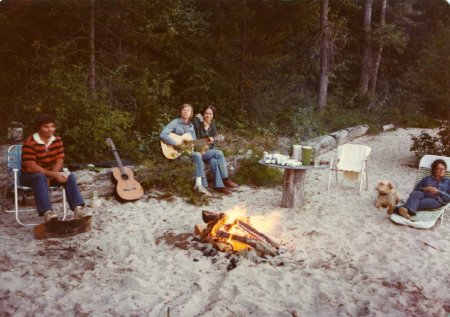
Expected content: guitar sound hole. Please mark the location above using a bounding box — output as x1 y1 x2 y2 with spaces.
121 174 129 180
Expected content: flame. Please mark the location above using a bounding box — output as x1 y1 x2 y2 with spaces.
209 205 280 252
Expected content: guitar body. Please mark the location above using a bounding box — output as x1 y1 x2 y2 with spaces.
160 133 194 159
106 138 144 202
111 166 144 201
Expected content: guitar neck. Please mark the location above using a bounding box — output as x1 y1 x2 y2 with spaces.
112 150 126 175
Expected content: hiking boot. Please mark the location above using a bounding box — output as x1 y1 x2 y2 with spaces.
43 211 58 223
398 207 410 219
194 185 213 197
74 206 91 219
215 187 232 195
223 178 239 189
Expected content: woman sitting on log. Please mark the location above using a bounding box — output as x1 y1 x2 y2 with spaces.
192 105 239 195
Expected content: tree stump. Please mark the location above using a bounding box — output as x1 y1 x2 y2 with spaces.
281 169 306 208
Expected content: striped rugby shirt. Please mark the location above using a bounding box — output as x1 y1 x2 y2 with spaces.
21 133 65 171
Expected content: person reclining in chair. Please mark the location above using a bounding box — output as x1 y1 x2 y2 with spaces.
20 114 88 223
397 159 450 219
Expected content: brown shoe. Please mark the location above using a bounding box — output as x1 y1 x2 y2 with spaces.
215 187 232 195
398 207 410 219
223 178 239 189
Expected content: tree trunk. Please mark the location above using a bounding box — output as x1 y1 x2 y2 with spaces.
318 0 330 113
359 0 372 95
238 23 247 110
88 0 96 96
369 0 387 99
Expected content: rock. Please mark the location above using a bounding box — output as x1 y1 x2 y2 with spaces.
276 137 292 155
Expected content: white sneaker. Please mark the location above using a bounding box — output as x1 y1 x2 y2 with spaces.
43 211 58 223
193 185 213 197
74 206 92 219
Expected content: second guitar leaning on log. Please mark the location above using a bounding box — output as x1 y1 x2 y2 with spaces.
106 138 144 201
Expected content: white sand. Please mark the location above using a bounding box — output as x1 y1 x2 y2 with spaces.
1 128 450 316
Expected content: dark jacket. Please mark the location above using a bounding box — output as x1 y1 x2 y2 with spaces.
193 116 217 149
414 175 450 204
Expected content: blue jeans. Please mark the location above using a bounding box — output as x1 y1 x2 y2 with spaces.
402 191 443 214
20 172 85 215
191 150 229 188
191 152 208 187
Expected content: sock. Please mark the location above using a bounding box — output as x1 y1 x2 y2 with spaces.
195 177 202 187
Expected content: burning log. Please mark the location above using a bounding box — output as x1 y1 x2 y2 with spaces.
202 210 224 223
194 224 207 236
216 231 277 256
236 220 279 249
196 210 279 257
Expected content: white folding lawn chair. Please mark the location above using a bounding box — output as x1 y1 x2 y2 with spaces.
327 143 372 192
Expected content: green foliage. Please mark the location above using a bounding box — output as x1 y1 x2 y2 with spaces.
137 157 209 206
0 0 449 158
234 152 283 187
410 124 450 159
291 105 324 142
32 65 137 162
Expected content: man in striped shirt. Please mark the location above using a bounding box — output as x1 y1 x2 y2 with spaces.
20 114 87 222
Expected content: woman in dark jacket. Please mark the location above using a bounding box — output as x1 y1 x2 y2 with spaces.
193 106 238 194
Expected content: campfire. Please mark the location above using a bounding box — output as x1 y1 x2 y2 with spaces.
194 207 280 257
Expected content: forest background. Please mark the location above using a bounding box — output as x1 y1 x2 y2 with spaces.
0 0 449 163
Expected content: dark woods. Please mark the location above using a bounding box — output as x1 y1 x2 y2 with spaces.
0 0 449 162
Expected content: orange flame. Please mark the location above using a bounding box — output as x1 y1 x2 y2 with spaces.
209 205 280 252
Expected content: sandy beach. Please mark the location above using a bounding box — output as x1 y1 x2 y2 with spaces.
1 128 450 317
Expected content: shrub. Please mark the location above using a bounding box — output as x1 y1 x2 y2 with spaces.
410 124 450 159
234 152 283 187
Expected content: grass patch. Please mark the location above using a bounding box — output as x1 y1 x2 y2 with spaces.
136 156 210 206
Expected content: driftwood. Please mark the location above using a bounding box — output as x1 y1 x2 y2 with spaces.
302 135 336 156
382 124 395 131
303 124 369 156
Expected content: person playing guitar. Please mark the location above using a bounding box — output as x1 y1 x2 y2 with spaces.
160 103 235 196
193 105 238 195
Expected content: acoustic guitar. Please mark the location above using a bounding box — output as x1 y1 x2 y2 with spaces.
106 138 144 201
160 133 209 160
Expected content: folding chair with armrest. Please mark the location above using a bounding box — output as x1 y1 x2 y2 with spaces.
5 144 67 226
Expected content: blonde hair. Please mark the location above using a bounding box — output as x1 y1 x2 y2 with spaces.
179 103 194 120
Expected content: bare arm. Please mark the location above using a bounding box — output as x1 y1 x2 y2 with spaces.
23 159 67 183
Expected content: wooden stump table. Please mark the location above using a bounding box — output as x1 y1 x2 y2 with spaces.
259 160 326 208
